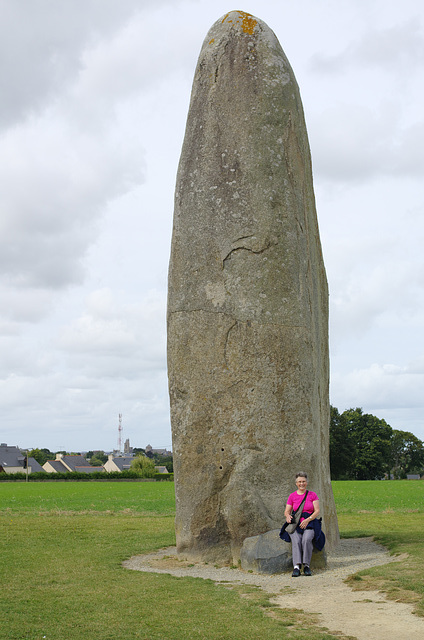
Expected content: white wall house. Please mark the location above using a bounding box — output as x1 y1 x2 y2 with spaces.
0 443 43 474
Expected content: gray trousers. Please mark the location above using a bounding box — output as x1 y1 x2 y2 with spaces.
289 529 315 567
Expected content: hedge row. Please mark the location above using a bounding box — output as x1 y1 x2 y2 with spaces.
0 470 174 482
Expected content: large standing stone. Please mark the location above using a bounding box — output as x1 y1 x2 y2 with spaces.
167 10 339 565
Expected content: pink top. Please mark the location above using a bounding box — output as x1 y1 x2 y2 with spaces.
287 490 318 523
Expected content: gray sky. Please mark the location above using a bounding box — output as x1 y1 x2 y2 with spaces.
1 0 423 452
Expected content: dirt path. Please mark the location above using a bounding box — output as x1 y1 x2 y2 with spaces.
123 538 424 640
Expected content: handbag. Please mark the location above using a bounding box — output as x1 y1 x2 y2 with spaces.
280 490 309 536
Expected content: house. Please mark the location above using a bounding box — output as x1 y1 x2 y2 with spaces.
104 454 168 474
0 443 44 474
104 454 134 472
43 459 69 473
43 453 104 473
145 445 172 457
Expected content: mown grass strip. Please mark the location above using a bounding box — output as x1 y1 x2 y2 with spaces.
0 479 176 515
332 479 424 513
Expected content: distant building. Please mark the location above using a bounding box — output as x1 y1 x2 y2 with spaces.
104 454 168 474
154 466 169 474
123 438 133 455
145 445 172 457
0 443 44 474
43 453 104 474
104 454 134 472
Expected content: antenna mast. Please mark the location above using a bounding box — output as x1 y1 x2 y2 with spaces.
118 413 123 454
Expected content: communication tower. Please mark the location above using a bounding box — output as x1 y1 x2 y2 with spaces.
118 413 123 454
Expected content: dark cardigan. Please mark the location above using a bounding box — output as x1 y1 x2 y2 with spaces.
280 511 326 551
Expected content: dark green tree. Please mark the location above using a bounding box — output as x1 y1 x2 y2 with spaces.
89 456 105 467
88 451 107 465
329 406 352 480
130 455 155 478
391 430 424 478
28 448 53 466
330 406 424 480
342 408 392 480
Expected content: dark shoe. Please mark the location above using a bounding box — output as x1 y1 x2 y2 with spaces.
303 565 312 576
291 567 301 577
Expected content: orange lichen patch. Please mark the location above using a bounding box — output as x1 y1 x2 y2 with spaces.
209 38 215 44
221 11 257 34
240 11 257 34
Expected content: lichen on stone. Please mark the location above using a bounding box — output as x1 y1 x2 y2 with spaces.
221 10 258 35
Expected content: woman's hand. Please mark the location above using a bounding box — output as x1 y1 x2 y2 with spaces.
300 501 320 529
286 514 292 523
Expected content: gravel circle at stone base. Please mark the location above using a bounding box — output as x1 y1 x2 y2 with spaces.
123 538 424 640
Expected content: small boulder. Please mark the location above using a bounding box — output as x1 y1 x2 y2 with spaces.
240 529 292 574
241 529 327 574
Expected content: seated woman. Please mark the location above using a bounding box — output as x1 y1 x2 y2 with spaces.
284 471 320 576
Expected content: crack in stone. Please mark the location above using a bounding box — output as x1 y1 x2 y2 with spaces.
224 320 238 366
169 309 234 317
212 380 245 399
223 240 271 267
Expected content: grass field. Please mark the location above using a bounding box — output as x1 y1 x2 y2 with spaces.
2 480 424 639
332 479 424 513
0 480 176 515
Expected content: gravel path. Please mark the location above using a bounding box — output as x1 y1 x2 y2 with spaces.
123 538 424 640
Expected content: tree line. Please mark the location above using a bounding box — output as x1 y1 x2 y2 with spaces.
330 406 424 480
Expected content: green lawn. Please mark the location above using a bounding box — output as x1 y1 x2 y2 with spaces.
332 479 424 513
1 480 424 639
0 479 176 515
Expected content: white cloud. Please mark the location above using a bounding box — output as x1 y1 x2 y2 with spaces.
72 4 199 113
331 361 424 436
1 0 424 450
395 121 424 176
0 39 146 332
310 104 424 183
0 285 169 450
309 20 424 75
57 288 166 377
0 0 176 129
305 15 424 185
329 245 424 340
